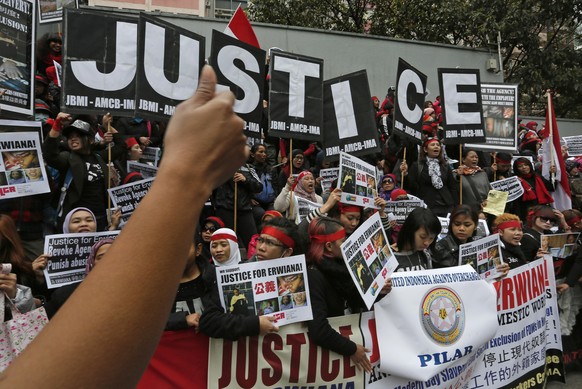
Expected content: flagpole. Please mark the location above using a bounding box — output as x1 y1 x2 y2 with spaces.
289 139 294 219
234 181 238 233
492 152 497 182
547 90 556 186
401 147 407 188
107 120 112 225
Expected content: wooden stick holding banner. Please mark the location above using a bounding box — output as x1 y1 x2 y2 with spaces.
234 181 238 233
493 152 497 182
459 144 464 205
289 139 295 219
401 147 407 188
107 116 112 224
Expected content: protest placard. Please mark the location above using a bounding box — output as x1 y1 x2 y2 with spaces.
467 257 565 387
0 127 51 199
135 14 205 120
490 175 524 202
323 70 380 159
126 161 158 178
459 234 504 280
482 189 509 216
38 0 77 24
375 265 497 382
108 177 154 220
340 213 398 309
293 196 320 225
563 135 582 156
216 255 312 327
0 0 35 117
438 68 486 145
393 58 427 144
141 147 161 167
319 167 339 192
466 83 519 152
540 232 580 259
43 231 119 288
437 216 450 241
337 152 378 208
268 51 323 142
384 199 427 223
210 30 265 138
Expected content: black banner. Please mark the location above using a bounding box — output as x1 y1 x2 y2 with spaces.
209 30 266 138
322 70 379 160
62 8 137 115
135 14 205 120
437 68 486 145
268 51 323 142
393 58 427 144
0 0 34 117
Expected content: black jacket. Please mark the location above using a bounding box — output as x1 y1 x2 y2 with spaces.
212 164 262 211
404 161 458 216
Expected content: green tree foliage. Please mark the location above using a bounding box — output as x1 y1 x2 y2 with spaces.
248 0 582 118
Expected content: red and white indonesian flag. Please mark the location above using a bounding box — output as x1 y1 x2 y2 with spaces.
224 5 260 48
374 265 498 382
540 92 572 211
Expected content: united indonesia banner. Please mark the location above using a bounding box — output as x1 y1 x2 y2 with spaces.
0 125 51 199
437 68 486 145
340 213 398 309
458 234 504 281
135 14 205 120
0 0 35 117
466 83 518 152
210 30 265 138
43 231 119 288
323 70 380 159
268 51 323 142
216 255 312 327
393 58 427 144
63 8 137 115
338 151 378 208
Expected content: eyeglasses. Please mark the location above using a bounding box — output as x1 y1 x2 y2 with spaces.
257 236 286 248
293 155 304 160
202 226 217 233
382 179 394 184
539 217 556 224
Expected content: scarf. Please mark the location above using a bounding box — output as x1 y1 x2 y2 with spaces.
458 165 482 176
426 158 443 189
210 228 241 267
518 175 553 204
293 173 318 202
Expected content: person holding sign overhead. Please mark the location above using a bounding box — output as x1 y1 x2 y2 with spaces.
274 170 323 222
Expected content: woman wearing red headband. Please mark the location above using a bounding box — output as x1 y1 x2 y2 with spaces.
248 217 300 262
492 213 527 269
305 217 390 373
274 170 323 222
400 137 458 217
512 157 555 220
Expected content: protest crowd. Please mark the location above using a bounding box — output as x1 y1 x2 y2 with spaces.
1 5 582 389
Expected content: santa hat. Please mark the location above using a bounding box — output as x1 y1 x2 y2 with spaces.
125 137 139 149
390 188 408 201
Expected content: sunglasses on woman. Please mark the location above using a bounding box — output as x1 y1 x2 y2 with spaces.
539 217 556 224
203 226 217 232
382 179 394 184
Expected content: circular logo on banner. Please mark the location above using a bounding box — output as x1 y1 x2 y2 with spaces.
420 287 465 345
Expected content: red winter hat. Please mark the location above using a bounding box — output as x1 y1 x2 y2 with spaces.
390 189 408 201
125 137 139 149
525 121 538 131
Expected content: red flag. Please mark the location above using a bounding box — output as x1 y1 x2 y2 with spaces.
541 92 572 210
224 5 260 48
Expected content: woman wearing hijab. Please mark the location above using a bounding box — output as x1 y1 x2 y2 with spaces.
209 228 242 267
274 170 323 221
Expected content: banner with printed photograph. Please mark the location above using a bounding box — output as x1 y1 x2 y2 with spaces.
0 0 35 117
268 51 323 142
563 135 582 157
127 160 158 178
38 0 77 24
43 231 119 288
384 199 426 224
318 167 338 192
540 232 580 259
467 257 565 387
375 265 498 382
340 213 398 309
337 151 378 208
293 196 320 224
0 126 50 198
466 83 518 152
459 234 504 280
490 176 524 202
216 255 312 327
107 177 154 220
